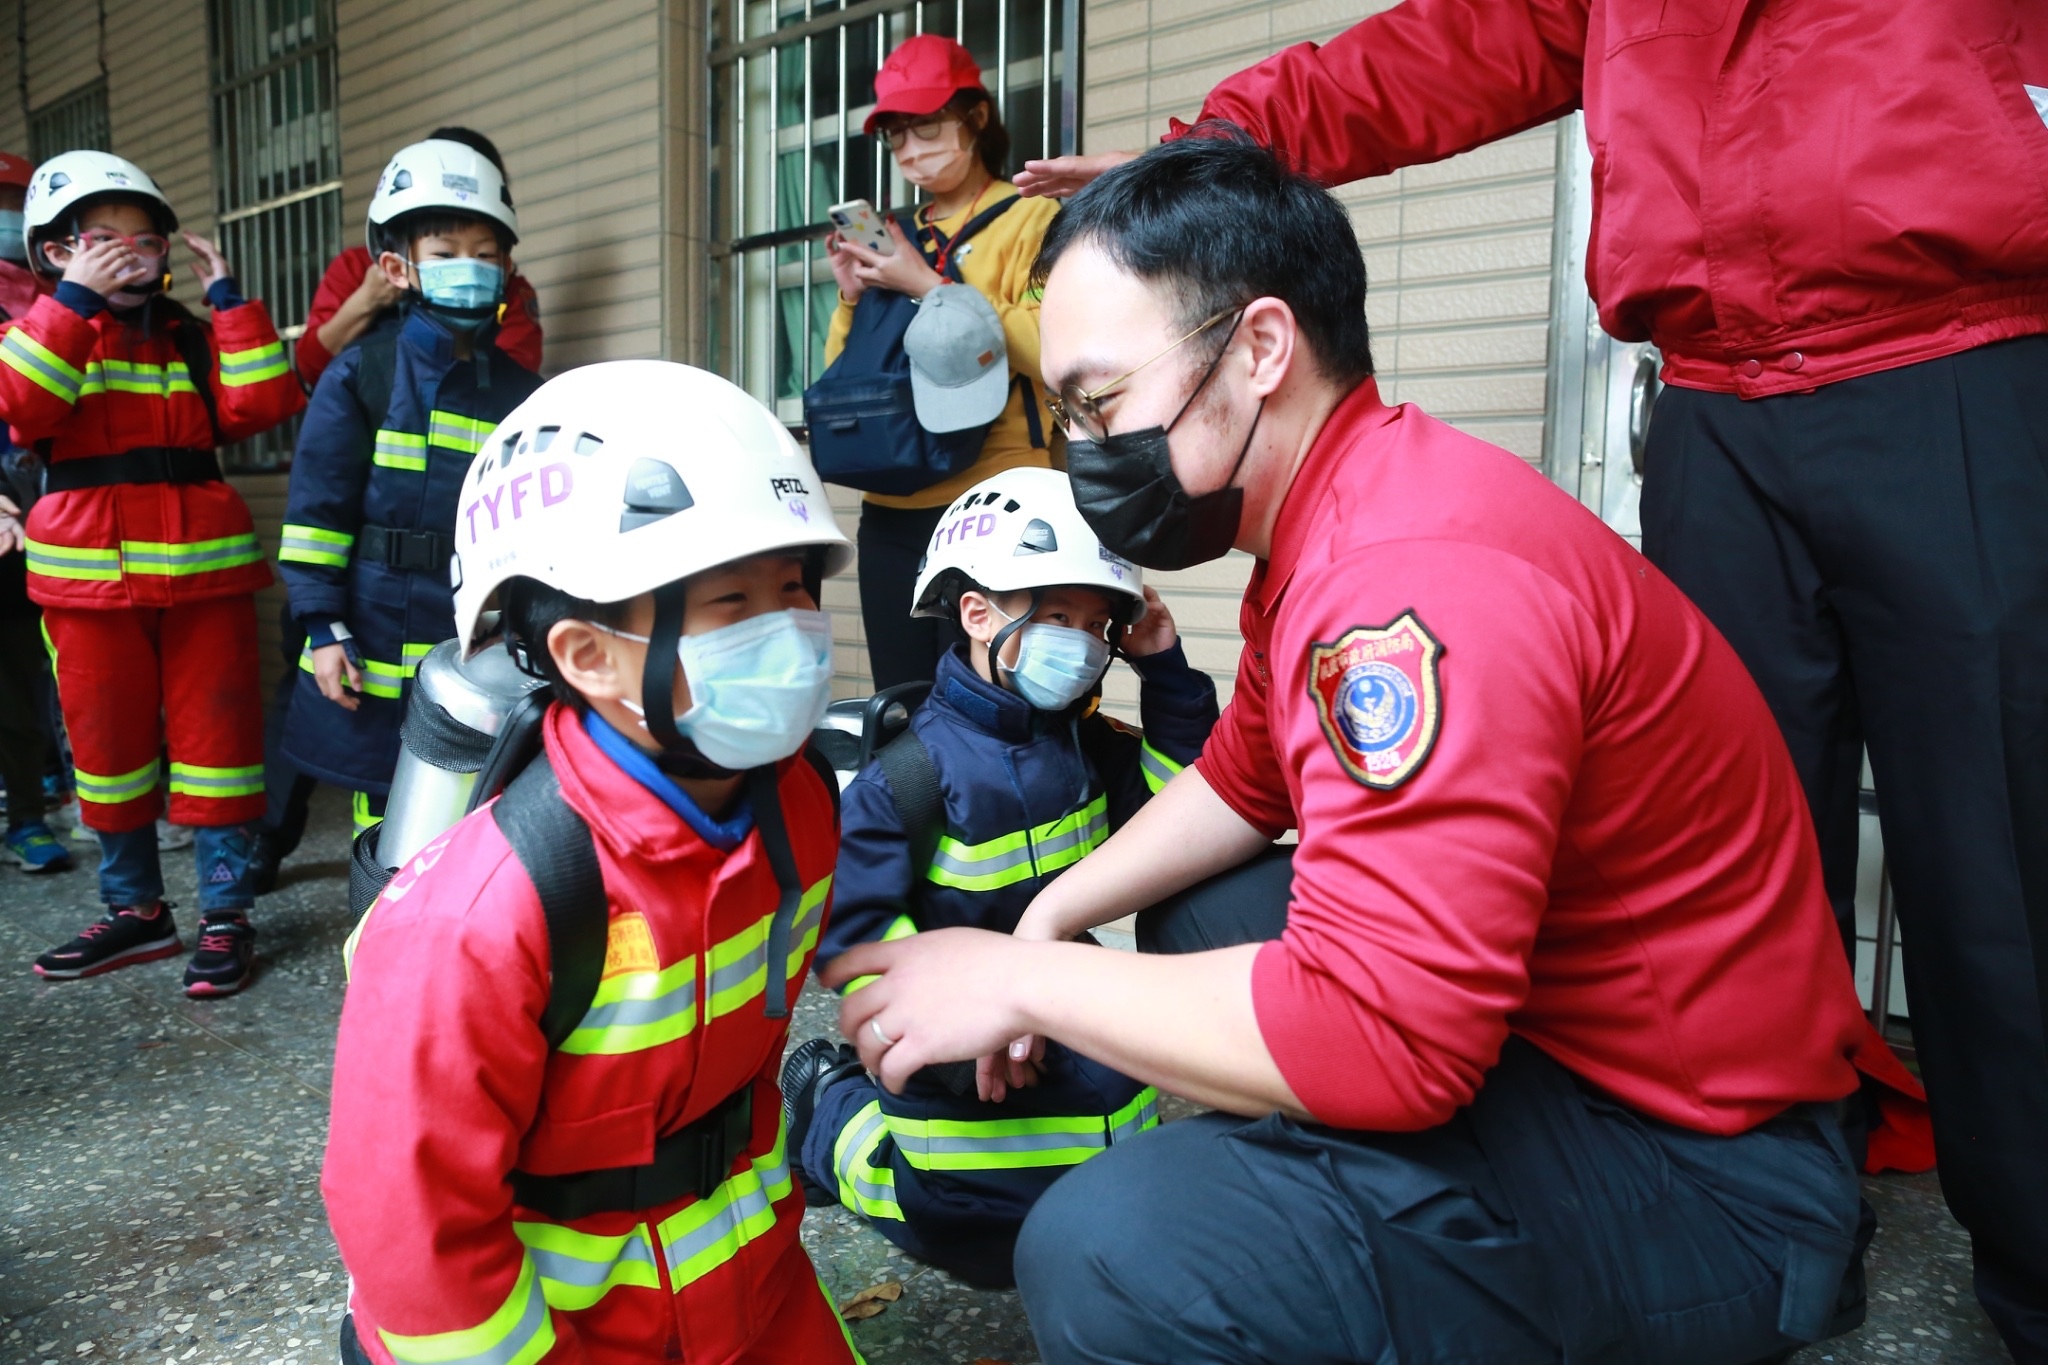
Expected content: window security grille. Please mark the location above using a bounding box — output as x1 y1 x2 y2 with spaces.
208 0 344 471
28 81 112 163
709 0 1079 422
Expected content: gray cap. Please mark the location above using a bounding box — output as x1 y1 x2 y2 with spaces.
904 283 1012 433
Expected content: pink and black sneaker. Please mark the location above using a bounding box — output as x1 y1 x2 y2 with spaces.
33 904 182 979
183 914 256 998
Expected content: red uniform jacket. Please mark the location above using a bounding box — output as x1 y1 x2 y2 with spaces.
1184 0 2048 397
324 708 856 1365
1199 380 1870 1135
296 246 543 386
0 292 302 608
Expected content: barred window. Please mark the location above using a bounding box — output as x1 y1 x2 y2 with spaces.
207 0 345 471
28 80 112 162
709 0 1079 422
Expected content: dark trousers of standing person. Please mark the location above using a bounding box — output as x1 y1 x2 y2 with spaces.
261 605 319 855
857 501 964 693
1013 850 1868 1365
1641 334 2048 1355
0 614 51 828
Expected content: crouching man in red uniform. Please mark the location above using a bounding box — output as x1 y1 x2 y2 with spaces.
828 133 1885 1364
322 362 865 1365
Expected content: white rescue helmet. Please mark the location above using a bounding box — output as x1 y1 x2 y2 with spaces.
451 360 853 655
911 466 1145 623
366 139 519 252
22 150 177 277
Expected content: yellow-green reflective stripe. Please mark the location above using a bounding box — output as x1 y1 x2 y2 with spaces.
429 410 493 454
378 1251 555 1365
374 429 429 471
559 955 699 1056
1108 1086 1162 1143
24 538 122 581
120 534 264 577
705 875 832 1021
513 1221 661 1312
926 796 1110 892
655 1122 796 1289
217 340 288 386
168 762 263 799
843 914 918 996
79 359 197 396
1140 741 1183 795
352 792 381 836
76 758 162 805
298 643 432 700
1 329 83 401
886 1111 1109 1172
279 523 353 567
831 1101 903 1221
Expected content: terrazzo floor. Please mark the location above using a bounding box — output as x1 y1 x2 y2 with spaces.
0 788 2014 1364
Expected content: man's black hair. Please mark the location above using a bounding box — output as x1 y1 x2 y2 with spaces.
499 577 629 708
375 209 514 259
428 126 508 180
1032 123 1374 386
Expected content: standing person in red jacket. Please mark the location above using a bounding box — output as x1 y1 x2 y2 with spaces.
2 151 304 996
1020 3 2048 1349
294 126 540 387
324 362 861 1365
832 134 1891 1365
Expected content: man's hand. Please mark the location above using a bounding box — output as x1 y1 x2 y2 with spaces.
838 219 946 299
1014 151 1138 199
825 929 1035 1094
349 258 404 312
1121 585 1178 658
60 237 152 297
0 494 22 557
311 641 365 711
182 232 233 292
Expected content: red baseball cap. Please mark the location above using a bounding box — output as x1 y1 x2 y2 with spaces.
0 152 32 189
864 35 983 136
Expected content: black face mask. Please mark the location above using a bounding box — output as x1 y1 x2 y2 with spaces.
1066 333 1264 572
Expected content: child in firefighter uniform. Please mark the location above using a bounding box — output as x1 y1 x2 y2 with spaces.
278 138 542 838
784 467 1219 1287
2 150 303 994
323 362 865 1365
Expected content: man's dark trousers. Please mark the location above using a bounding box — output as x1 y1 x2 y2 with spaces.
1012 869 1865 1365
1641 335 2048 1351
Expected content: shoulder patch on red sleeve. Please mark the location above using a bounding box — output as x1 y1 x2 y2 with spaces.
1307 611 1443 790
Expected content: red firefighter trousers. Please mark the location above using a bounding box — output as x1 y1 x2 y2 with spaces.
42 596 266 834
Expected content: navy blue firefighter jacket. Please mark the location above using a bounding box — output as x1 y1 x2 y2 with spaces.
818 638 1221 965
276 308 542 793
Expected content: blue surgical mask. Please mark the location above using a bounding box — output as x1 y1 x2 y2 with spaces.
991 602 1112 711
613 609 835 771
0 211 25 263
413 256 504 326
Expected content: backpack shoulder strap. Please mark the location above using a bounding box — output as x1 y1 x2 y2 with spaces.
350 328 399 430
800 743 843 823
491 753 608 1050
937 194 1020 283
876 728 945 874
168 320 224 447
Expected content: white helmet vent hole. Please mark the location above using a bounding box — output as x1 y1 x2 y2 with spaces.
48 173 70 191
1002 499 1021 513
391 169 413 191
574 433 605 456
533 425 560 452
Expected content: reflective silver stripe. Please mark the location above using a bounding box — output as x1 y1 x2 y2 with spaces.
660 1147 788 1278
706 942 765 1001
1110 1093 1161 1143
928 839 1034 882
1033 807 1109 862
833 1105 898 1210
1140 744 1179 792
526 1236 657 1289
0 331 82 400
892 1126 1106 1161
575 979 698 1032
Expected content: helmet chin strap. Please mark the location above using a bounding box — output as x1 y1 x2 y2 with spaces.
639 580 733 780
986 588 1042 698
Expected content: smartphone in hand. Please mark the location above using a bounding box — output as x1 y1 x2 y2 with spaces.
828 199 896 256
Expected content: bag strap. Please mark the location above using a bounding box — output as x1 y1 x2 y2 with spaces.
745 764 806 1021
876 728 945 875
168 320 224 448
491 754 609 1050
930 194 1020 284
350 328 399 432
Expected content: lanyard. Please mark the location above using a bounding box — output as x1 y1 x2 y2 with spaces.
920 177 995 277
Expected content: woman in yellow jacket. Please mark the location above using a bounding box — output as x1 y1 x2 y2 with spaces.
826 34 1058 691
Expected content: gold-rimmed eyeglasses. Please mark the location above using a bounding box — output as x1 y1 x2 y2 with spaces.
1044 307 1242 444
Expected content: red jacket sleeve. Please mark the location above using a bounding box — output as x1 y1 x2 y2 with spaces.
1193 632 1295 839
295 249 367 387
496 272 544 373
0 296 98 444
1185 0 1590 185
323 827 583 1364
1251 543 1590 1131
207 300 306 442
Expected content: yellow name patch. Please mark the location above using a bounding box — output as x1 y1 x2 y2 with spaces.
602 913 658 979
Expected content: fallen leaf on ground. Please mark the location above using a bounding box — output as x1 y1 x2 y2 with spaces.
837 1279 905 1320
